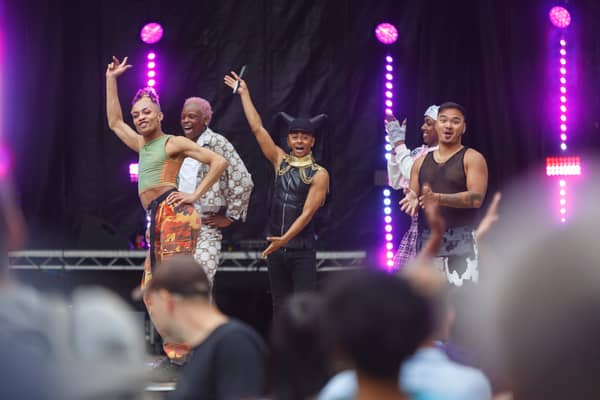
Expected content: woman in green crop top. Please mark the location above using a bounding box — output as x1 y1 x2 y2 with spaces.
106 56 228 363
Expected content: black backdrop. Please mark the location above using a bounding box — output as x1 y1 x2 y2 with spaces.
2 0 599 254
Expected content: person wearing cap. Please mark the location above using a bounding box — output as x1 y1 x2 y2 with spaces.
224 71 329 311
178 97 254 289
105 56 228 362
135 255 266 400
385 105 440 270
400 102 488 287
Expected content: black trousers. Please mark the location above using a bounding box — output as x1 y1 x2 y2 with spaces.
266 248 317 312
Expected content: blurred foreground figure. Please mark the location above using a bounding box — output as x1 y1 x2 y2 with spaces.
135 255 266 400
0 174 26 272
468 160 600 399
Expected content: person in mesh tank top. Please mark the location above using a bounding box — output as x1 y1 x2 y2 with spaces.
399 102 488 286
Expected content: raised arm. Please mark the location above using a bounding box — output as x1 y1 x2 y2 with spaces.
165 136 228 207
420 149 488 209
262 169 329 258
224 72 284 167
105 56 142 152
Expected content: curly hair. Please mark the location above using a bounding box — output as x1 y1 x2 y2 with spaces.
131 87 161 109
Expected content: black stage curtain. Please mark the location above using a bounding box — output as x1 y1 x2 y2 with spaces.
2 0 599 253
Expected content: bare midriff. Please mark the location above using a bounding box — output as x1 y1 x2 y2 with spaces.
139 184 178 210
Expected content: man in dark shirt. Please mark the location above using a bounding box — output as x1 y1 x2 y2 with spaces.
135 255 267 399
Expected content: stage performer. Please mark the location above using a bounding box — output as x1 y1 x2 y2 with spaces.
400 102 488 287
224 71 329 311
105 56 227 364
178 97 254 289
386 105 439 269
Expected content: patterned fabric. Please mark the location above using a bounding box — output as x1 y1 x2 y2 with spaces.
193 224 222 287
179 128 253 221
419 227 479 287
141 199 201 361
393 213 419 270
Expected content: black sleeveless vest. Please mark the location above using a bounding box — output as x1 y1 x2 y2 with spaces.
418 147 476 229
268 154 323 249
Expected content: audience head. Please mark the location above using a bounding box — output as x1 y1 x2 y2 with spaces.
323 268 433 380
268 292 333 400
134 255 211 342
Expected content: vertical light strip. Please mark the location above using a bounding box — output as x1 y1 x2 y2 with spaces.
548 5 574 224
382 54 395 270
374 22 399 269
558 38 568 152
146 52 157 88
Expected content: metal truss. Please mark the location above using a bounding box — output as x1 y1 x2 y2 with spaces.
8 250 367 272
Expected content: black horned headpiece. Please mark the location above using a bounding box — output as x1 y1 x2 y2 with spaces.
276 112 328 135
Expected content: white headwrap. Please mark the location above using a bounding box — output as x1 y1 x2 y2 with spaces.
424 105 439 120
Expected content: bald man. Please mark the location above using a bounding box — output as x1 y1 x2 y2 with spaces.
178 97 254 288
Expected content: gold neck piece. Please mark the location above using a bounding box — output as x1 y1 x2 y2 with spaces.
286 153 315 168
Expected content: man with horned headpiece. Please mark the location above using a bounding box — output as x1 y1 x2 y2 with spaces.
224 71 329 311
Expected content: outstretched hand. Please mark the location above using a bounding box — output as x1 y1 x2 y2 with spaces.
399 187 419 216
419 184 440 207
262 236 288 258
223 71 248 95
106 56 132 78
385 118 407 144
475 192 501 242
421 184 444 236
415 184 446 259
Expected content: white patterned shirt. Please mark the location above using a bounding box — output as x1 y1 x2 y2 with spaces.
179 128 253 221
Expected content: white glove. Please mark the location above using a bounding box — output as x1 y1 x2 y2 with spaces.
385 118 406 143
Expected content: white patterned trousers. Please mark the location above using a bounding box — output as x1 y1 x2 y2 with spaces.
193 224 222 287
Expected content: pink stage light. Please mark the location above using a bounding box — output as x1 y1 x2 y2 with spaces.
385 73 393 81
549 6 571 28
386 56 393 63
546 157 581 176
147 79 156 87
147 52 156 60
147 70 156 78
129 163 139 183
374 23 399 45
560 39 567 46
386 65 393 72
140 22 164 44
0 146 10 178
